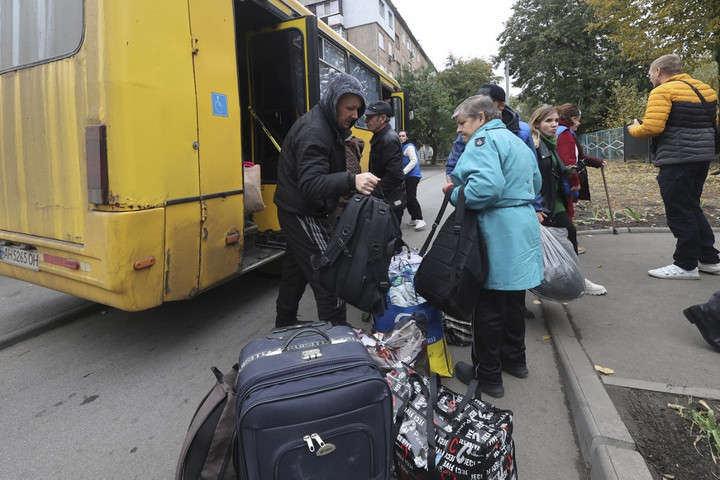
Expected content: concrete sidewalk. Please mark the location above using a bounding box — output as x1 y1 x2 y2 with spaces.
429 226 720 480
547 228 720 479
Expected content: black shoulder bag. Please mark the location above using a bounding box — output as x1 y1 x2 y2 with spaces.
413 185 488 322
674 79 720 154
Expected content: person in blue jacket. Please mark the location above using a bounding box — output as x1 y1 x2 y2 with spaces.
447 83 540 319
398 130 426 231
445 84 536 182
448 95 544 399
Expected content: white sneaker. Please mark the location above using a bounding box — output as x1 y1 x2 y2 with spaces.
407 220 417 226
647 264 699 280
584 278 607 295
698 262 720 274
414 220 427 231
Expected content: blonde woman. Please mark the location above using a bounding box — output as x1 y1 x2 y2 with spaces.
530 106 607 296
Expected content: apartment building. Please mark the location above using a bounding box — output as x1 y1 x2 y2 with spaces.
300 0 432 77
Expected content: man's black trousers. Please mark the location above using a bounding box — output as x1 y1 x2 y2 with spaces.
275 209 346 327
657 162 719 270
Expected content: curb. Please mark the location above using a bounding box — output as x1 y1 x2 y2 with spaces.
0 302 100 350
543 300 654 480
578 226 720 235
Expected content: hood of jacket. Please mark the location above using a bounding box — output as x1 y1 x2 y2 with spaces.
502 104 521 133
319 73 366 138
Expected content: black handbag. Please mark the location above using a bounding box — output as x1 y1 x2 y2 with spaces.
385 182 407 211
413 185 487 321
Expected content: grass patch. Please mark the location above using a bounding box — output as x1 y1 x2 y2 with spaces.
668 398 720 464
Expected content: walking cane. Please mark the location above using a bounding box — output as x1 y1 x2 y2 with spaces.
600 165 618 235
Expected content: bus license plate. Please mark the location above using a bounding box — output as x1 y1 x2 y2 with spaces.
0 245 40 271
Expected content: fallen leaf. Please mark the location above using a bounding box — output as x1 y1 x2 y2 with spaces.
542 335 551 340
594 365 615 375
533 299 541 305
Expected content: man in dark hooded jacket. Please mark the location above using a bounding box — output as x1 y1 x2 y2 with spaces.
274 73 380 327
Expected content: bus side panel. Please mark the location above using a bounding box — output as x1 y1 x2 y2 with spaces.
0 209 165 311
164 203 202 301
0 42 90 243
199 196 243 282
102 0 200 207
188 0 245 290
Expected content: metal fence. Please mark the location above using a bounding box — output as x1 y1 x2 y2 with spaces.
579 125 651 162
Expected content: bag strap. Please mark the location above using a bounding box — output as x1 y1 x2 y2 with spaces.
175 364 239 480
418 185 465 256
312 195 366 270
427 374 441 480
363 199 394 303
672 79 719 129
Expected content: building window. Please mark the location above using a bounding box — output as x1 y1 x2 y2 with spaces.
378 0 384 16
387 11 393 28
316 0 339 17
378 32 385 51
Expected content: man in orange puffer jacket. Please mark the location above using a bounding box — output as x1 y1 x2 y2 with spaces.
628 54 720 280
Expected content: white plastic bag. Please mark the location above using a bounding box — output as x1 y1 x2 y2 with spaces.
530 226 585 301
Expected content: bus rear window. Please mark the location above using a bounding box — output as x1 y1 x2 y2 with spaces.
0 0 84 74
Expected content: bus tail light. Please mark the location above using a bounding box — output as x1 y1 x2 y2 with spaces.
86 125 109 205
43 254 80 270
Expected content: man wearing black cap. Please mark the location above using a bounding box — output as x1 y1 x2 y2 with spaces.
365 100 406 223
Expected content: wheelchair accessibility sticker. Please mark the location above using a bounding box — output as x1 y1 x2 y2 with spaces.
212 92 228 117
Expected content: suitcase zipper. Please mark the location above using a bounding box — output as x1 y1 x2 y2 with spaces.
272 426 376 479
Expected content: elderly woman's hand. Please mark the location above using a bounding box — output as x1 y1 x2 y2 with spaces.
442 183 455 194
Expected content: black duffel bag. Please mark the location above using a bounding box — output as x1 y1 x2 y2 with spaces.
413 185 487 322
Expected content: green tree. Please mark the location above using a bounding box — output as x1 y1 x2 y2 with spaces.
397 64 455 164
436 55 500 109
586 0 720 87
603 81 648 129
398 57 500 162
496 0 647 132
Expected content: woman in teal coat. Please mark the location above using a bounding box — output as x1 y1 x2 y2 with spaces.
447 95 543 398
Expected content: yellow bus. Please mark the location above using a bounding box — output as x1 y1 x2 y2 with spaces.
0 0 407 311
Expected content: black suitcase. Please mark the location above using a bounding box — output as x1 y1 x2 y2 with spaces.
235 322 392 480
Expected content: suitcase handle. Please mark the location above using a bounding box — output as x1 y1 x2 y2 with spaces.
282 327 331 351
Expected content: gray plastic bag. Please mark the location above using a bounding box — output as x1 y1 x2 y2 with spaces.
530 226 585 301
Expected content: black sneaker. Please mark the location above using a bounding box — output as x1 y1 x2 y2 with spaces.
480 382 505 399
454 361 476 385
503 363 529 379
454 361 504 398
683 305 720 352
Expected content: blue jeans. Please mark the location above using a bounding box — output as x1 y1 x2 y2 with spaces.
657 162 719 270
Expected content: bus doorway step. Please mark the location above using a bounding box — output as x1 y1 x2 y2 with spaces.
256 231 286 250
